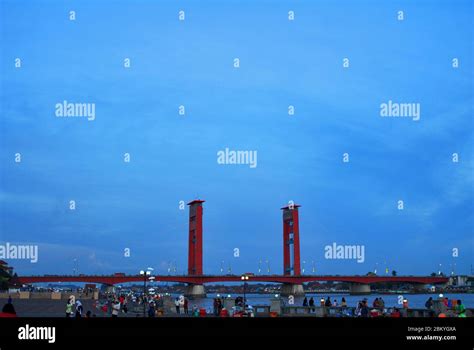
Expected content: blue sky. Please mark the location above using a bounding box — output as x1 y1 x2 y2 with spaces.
0 0 473 277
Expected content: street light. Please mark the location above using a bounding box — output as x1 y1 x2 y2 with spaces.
140 269 152 317
73 258 78 275
241 274 250 315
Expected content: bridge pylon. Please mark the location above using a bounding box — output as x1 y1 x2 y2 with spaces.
186 199 206 297
281 204 304 296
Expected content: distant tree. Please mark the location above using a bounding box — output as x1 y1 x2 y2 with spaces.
0 277 8 291
430 272 437 277
366 272 376 276
392 270 397 276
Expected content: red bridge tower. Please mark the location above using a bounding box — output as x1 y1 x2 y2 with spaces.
282 204 301 276
281 203 304 295
187 200 204 275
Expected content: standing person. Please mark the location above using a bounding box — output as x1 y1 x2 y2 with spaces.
75 300 83 318
174 297 180 314
303 297 308 307
192 305 199 317
373 298 379 308
379 297 385 309
360 300 369 317
456 300 466 318
341 297 347 307
148 302 155 317
213 298 218 316
309 297 315 312
179 295 185 314
184 297 189 315
333 299 338 306
123 299 128 314
65 298 73 317
425 297 433 310
111 299 120 318
325 296 332 307
355 301 362 316
443 297 449 307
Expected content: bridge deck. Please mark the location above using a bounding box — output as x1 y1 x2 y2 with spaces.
17 275 449 285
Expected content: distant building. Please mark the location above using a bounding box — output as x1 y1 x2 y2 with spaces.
449 275 474 287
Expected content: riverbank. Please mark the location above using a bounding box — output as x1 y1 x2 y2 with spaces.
2 292 473 317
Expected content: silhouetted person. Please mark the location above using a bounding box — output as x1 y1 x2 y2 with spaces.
360 300 369 317
184 297 189 315
174 298 180 314
341 297 347 307
2 302 16 315
148 303 156 317
309 297 315 312
425 297 433 310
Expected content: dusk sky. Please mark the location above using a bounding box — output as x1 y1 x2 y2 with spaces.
1 0 472 277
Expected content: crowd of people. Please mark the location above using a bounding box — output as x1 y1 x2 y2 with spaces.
425 296 467 317
299 295 468 318
173 296 189 315
65 296 87 317
0 293 469 318
303 296 350 308
68 293 138 317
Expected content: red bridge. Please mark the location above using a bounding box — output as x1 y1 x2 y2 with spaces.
17 274 448 286
16 200 449 295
